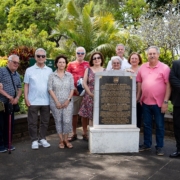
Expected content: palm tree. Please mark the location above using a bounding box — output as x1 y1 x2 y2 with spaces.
51 1 121 61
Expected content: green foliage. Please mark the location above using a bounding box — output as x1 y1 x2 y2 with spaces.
0 57 8 67
0 24 56 56
7 0 63 34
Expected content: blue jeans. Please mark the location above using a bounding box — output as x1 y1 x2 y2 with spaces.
142 103 165 148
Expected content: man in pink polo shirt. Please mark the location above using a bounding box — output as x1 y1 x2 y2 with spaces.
136 46 171 156
67 47 89 141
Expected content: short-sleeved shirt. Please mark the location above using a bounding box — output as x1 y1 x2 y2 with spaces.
0 67 22 103
136 61 170 107
24 64 52 105
48 71 74 104
106 57 131 70
66 60 89 95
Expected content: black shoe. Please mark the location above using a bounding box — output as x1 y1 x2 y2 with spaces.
169 151 180 158
156 148 164 156
139 144 151 152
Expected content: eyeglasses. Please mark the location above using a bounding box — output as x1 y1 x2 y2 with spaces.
77 52 85 55
11 60 20 65
36 55 46 58
93 57 101 60
113 62 120 64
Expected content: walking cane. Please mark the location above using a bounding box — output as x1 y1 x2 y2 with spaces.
8 103 13 154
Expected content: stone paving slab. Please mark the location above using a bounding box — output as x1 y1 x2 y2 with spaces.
0 129 180 180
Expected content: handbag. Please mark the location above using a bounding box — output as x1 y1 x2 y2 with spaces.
0 101 5 112
13 103 20 112
77 68 90 96
6 67 20 112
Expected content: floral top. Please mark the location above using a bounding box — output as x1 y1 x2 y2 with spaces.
48 71 74 104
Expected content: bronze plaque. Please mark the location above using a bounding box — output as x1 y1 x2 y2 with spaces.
99 76 132 125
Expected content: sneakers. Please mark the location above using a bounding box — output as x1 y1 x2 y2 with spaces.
139 144 151 152
31 140 39 150
38 139 50 148
156 148 164 156
5 146 15 151
0 147 7 153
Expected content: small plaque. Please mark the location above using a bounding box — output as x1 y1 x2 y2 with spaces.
99 76 132 125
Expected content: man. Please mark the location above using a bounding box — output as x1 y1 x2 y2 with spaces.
0 55 22 153
24 48 52 150
136 46 171 156
106 44 131 70
67 47 89 141
169 59 180 158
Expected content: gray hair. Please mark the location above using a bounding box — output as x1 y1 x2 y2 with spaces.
147 46 160 54
8 54 19 61
76 46 86 54
116 44 125 50
111 56 122 65
35 48 47 56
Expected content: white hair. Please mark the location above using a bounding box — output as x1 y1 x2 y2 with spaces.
35 48 47 55
116 44 125 50
8 54 19 61
76 46 86 54
147 46 160 54
111 56 122 65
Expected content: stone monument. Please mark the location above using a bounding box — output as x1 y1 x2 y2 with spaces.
89 70 140 153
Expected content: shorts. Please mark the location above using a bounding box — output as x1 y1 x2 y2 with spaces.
73 96 83 115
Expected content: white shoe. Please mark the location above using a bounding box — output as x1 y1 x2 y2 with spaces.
31 140 39 150
39 139 50 148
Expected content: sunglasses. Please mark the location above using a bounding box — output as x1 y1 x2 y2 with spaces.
93 57 101 60
77 52 85 55
11 60 20 65
36 55 46 58
113 62 120 64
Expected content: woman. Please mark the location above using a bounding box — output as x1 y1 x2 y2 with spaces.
79 52 105 138
128 52 143 129
48 55 74 149
111 56 122 70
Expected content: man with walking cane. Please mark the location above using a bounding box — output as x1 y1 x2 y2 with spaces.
0 54 22 153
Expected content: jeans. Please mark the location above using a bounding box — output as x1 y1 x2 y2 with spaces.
173 106 180 151
142 103 165 148
0 103 14 149
137 102 143 128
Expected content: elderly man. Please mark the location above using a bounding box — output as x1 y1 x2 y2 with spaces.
67 47 89 141
0 55 22 153
24 48 52 150
169 59 180 158
136 46 171 156
106 44 131 71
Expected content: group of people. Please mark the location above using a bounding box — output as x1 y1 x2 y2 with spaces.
0 44 180 158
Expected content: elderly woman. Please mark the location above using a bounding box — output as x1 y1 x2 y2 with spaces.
48 55 74 149
111 56 122 70
128 52 143 129
79 52 105 138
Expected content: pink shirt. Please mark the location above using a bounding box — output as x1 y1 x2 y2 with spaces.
136 61 170 107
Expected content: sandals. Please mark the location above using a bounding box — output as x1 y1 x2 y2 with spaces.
59 141 65 149
68 134 77 142
82 134 88 141
64 141 73 149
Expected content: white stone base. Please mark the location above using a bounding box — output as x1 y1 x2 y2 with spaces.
89 127 140 153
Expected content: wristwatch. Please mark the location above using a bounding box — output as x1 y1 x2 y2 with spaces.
164 100 168 104
68 98 71 101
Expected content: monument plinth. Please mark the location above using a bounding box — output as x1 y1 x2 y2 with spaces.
89 70 139 153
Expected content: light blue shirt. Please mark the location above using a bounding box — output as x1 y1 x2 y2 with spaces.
24 64 52 105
